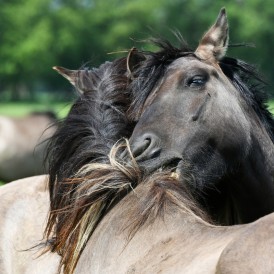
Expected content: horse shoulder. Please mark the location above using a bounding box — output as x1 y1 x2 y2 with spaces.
216 213 274 274
0 175 60 274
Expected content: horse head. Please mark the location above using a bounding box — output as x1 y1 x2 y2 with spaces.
127 8 274 224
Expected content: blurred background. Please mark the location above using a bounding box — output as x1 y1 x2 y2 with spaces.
0 0 273 183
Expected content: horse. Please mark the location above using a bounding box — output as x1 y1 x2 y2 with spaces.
1 8 274 274
0 175 60 274
1 167 274 274
126 8 274 225
45 9 274 272
0 111 57 182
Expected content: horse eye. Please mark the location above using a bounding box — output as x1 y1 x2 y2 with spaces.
187 75 206 88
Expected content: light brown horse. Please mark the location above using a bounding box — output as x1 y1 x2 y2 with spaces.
0 175 60 274
0 112 56 182
0 172 274 274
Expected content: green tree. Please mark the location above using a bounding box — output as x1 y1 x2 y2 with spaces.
0 0 273 101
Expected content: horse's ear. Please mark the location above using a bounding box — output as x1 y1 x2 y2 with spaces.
195 8 228 62
53 66 86 94
127 47 146 79
53 66 79 88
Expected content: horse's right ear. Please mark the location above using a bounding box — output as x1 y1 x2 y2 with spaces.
195 8 229 62
127 47 146 79
53 66 86 94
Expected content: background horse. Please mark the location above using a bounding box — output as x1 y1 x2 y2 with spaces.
127 8 274 225
0 112 57 182
0 175 60 274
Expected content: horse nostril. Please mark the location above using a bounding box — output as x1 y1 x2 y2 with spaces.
149 148 161 159
130 134 161 161
132 138 151 158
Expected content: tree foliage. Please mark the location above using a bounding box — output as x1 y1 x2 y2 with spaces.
0 0 273 100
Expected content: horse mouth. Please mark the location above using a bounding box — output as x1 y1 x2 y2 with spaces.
120 147 182 177
141 157 182 176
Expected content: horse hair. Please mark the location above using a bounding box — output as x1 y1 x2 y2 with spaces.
45 58 135 274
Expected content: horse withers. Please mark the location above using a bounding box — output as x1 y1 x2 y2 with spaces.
127 8 274 225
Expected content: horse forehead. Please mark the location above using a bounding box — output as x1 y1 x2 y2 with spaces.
168 56 218 74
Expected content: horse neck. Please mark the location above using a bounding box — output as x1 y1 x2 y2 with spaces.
224 118 274 224
79 183 209 263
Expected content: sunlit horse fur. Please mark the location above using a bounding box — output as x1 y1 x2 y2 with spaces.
0 175 60 274
0 112 56 182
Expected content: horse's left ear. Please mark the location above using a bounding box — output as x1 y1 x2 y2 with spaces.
127 47 146 79
195 8 228 61
53 66 78 86
53 66 87 94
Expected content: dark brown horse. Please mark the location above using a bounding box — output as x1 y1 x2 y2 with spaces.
0 112 56 182
127 8 274 225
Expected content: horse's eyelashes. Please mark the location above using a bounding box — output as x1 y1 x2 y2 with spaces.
187 75 207 88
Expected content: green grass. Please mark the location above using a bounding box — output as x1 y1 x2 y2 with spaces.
267 100 274 114
0 101 71 118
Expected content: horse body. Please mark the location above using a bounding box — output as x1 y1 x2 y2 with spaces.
75 181 237 274
0 175 60 274
0 112 56 182
75 179 274 274
1 175 274 274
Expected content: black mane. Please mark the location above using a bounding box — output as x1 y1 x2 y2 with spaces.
128 38 274 141
47 58 134 196
219 57 274 141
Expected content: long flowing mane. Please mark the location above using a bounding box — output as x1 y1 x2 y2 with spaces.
45 58 135 273
128 38 274 142
47 58 133 183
